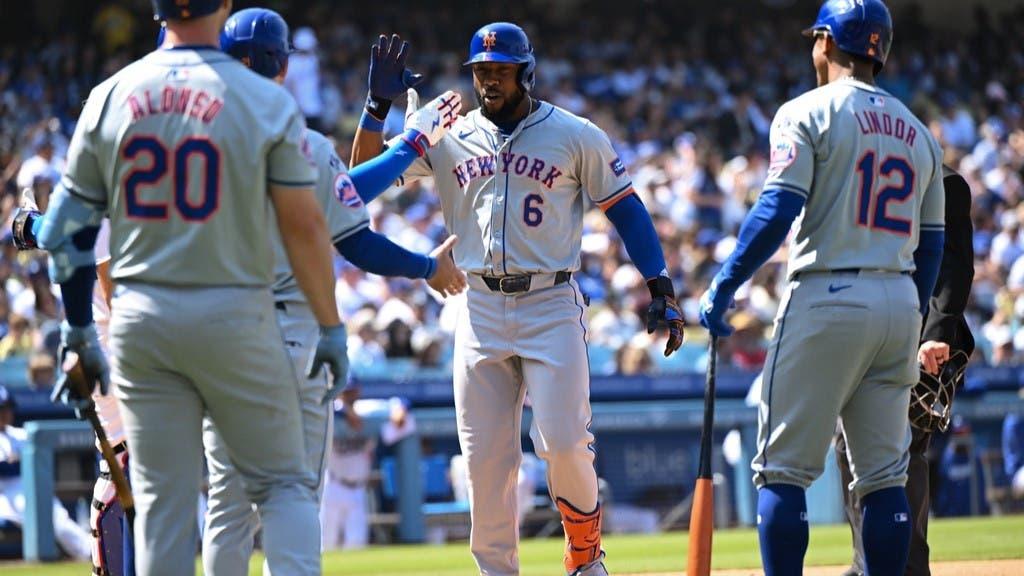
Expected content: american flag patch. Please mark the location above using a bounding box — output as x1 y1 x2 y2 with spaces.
609 157 626 177
333 173 363 208
869 95 886 107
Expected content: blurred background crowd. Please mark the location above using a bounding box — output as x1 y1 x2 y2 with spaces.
0 0 1023 385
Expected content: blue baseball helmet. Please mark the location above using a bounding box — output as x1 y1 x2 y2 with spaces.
464 22 536 92
221 8 291 80
803 0 893 69
152 0 222 21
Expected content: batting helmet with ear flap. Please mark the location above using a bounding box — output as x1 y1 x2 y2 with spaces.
220 8 292 80
464 22 536 92
802 0 893 70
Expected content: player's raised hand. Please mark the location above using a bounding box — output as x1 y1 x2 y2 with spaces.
646 276 686 356
402 89 462 155
369 34 424 100
307 324 351 405
51 322 110 412
427 234 467 297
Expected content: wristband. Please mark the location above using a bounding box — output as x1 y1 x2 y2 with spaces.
359 108 386 133
364 94 393 123
646 275 675 299
424 257 437 280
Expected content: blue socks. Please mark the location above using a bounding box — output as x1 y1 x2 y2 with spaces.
861 486 911 576
757 484 808 576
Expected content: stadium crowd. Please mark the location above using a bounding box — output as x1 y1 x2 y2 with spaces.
0 0 1022 382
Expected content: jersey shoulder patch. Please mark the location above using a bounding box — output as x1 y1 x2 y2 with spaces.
333 172 363 208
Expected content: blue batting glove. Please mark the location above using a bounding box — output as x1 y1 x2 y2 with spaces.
698 283 735 338
51 322 110 413
307 324 351 405
367 34 424 110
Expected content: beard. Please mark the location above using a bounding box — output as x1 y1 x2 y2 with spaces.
476 87 528 123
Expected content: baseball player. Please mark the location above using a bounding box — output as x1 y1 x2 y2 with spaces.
32 0 351 573
698 1 945 574
200 9 464 575
835 166 975 576
12 197 132 576
351 23 685 576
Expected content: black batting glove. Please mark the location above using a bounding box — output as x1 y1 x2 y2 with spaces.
646 275 685 356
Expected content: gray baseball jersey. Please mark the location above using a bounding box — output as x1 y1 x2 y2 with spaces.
392 100 633 275
766 78 945 276
391 100 622 574
67 46 322 575
751 79 944 508
62 48 316 287
272 129 370 304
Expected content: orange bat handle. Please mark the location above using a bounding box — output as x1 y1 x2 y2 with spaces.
687 477 714 576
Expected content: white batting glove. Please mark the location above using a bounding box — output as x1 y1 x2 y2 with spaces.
401 89 462 155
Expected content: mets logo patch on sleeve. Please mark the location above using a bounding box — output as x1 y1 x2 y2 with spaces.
334 173 363 208
768 137 797 179
609 157 626 177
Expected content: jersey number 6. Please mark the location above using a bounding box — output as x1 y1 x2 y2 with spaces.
524 193 544 227
122 135 220 222
855 151 914 236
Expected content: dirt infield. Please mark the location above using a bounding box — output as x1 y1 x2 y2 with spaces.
620 558 1024 576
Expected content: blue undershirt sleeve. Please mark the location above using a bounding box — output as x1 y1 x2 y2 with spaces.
912 229 944 315
348 139 421 204
714 188 805 295
60 264 97 327
604 194 667 279
334 227 435 279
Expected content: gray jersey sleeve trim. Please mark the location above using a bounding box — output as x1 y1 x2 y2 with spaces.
769 182 810 199
331 220 372 244
66 185 107 207
593 182 634 205
267 178 317 187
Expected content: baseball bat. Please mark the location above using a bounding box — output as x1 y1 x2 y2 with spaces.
64 352 135 521
687 336 717 576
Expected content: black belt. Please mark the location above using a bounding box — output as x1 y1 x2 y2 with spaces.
481 271 571 294
275 301 287 311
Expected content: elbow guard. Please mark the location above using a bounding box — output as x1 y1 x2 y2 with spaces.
38 184 105 283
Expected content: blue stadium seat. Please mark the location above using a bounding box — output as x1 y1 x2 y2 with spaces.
379 454 469 518
0 356 30 388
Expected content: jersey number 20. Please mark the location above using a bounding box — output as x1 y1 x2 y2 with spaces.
122 135 219 222
855 151 914 236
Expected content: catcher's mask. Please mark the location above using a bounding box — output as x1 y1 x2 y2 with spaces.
909 349 968 433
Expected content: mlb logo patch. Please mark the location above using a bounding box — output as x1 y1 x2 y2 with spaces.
869 95 886 107
609 157 626 177
334 174 363 208
165 67 189 82
895 512 909 523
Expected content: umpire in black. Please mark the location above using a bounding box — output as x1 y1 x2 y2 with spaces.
835 166 975 576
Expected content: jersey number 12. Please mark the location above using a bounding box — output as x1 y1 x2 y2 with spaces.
122 135 220 222
855 151 914 236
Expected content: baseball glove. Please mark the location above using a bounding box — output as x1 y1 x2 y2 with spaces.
909 349 968 433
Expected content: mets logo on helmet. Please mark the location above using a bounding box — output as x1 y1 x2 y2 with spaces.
334 173 363 208
483 31 497 51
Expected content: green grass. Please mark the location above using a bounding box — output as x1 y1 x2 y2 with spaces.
5 516 1023 575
